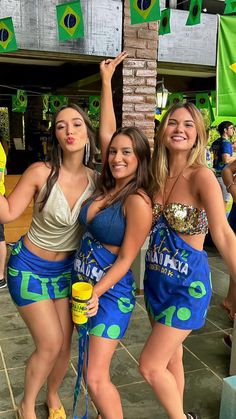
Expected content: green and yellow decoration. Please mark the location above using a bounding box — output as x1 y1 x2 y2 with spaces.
130 0 161 25
56 1 84 41
0 17 17 53
159 8 171 35
12 90 27 113
49 96 68 113
224 0 236 14
186 0 203 26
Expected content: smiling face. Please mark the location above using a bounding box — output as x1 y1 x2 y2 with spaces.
108 134 138 182
55 107 88 153
225 125 234 139
164 107 198 154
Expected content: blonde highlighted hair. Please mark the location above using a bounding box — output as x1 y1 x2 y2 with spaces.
152 102 207 195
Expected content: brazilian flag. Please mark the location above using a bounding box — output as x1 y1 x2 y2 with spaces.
56 1 84 41
12 90 27 113
159 8 171 36
217 16 236 116
167 93 183 107
195 93 209 109
49 96 68 113
130 0 161 25
0 17 18 53
89 96 101 114
224 0 236 14
186 0 202 26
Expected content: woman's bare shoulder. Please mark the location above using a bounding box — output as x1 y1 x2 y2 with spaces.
125 190 152 208
21 162 51 186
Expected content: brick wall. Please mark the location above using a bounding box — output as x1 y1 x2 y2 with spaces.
122 0 158 147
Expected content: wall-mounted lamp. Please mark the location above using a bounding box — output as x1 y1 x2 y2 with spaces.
156 79 169 109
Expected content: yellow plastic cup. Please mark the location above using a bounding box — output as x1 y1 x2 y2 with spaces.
71 282 93 325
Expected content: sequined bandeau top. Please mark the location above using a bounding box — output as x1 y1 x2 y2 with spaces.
153 202 208 235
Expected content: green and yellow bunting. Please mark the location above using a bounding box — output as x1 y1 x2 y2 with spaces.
224 0 236 14
56 1 84 41
195 93 209 109
159 8 171 35
0 17 17 53
42 94 49 113
12 90 27 113
89 96 101 114
167 93 183 107
217 16 236 116
186 0 202 26
130 0 161 25
49 96 68 113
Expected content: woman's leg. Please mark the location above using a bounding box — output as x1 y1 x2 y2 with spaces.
167 344 185 404
86 335 122 419
139 322 191 419
17 299 65 419
148 314 185 403
46 298 73 409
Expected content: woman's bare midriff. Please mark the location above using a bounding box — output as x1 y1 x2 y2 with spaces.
102 243 120 255
23 235 75 261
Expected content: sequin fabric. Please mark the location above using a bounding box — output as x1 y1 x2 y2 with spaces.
153 202 208 235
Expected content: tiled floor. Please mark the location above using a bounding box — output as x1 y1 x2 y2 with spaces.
0 245 233 419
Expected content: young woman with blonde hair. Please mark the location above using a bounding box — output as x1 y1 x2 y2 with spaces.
139 102 236 419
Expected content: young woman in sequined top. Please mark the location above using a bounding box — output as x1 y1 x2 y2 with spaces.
139 102 236 419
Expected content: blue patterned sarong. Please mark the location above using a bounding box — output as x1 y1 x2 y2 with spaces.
144 216 212 330
7 237 74 306
72 232 136 339
72 232 136 418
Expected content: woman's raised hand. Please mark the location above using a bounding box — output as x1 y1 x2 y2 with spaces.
100 51 128 82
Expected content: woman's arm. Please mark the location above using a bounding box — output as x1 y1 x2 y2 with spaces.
0 162 45 223
197 168 236 312
222 161 236 202
99 51 128 162
93 194 152 297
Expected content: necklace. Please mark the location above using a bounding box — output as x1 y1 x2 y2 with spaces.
167 174 180 179
167 169 185 179
164 169 185 205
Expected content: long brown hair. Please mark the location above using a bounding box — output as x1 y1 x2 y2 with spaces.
39 103 96 211
152 102 207 195
90 126 152 207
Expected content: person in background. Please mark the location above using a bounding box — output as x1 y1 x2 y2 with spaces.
221 161 236 320
211 121 235 208
0 132 7 289
139 103 236 419
0 129 9 157
233 141 236 155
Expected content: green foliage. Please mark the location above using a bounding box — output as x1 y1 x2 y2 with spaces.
0 107 9 141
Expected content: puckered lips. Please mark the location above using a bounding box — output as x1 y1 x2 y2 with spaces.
66 136 75 145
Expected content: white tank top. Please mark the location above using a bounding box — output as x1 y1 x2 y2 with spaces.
27 174 95 251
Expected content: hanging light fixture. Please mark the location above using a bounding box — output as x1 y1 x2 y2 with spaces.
156 78 169 109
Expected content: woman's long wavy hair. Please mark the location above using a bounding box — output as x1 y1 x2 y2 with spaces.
90 126 152 207
152 102 207 196
39 103 96 211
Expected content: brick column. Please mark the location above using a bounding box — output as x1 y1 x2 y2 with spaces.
122 0 158 147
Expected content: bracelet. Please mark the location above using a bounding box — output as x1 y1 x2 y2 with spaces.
226 183 236 191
